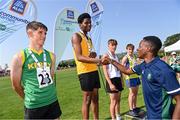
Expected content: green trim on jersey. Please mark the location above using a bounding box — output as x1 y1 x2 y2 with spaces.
162 88 173 119
22 48 57 109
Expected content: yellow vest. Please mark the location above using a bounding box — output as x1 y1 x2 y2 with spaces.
125 55 139 80
73 32 97 75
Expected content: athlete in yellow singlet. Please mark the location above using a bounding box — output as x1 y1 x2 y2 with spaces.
71 13 107 120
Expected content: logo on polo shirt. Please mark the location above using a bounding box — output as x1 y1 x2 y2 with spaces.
147 73 152 80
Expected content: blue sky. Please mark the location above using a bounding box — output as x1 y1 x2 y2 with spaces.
0 0 180 67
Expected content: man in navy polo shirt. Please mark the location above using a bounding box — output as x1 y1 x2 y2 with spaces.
105 36 180 119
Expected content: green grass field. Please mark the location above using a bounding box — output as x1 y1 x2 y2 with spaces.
0 68 145 119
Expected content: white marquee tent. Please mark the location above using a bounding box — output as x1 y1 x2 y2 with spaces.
164 40 180 52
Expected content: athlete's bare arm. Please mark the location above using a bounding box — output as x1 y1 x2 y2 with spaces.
121 56 128 87
121 56 128 79
103 57 134 75
50 53 56 80
10 52 24 99
121 56 128 66
71 33 100 63
172 94 180 119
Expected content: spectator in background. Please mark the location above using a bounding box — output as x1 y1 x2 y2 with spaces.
4 64 8 70
0 65 3 71
169 52 180 83
0 65 4 77
169 51 177 66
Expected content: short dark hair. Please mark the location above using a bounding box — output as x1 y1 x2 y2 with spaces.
26 21 48 31
78 13 91 24
126 44 134 50
108 39 118 45
143 36 162 56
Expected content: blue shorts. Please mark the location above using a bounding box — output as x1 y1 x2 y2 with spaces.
126 78 141 88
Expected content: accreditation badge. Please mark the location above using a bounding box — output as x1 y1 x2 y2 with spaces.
36 67 53 88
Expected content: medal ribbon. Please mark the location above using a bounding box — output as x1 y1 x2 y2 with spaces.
80 30 94 52
28 48 47 70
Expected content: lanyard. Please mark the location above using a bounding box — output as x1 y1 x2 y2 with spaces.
107 50 116 59
79 30 94 52
28 49 47 69
107 50 118 71
127 54 136 65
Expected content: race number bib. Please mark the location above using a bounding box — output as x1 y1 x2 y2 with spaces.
36 67 53 88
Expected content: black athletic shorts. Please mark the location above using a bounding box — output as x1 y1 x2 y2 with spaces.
24 100 62 119
78 70 101 91
106 77 124 93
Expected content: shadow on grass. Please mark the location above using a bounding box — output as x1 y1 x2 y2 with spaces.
104 105 146 120
121 105 146 116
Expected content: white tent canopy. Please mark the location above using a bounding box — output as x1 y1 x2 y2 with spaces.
164 40 180 52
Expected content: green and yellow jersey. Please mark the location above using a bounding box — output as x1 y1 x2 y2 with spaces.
21 48 57 109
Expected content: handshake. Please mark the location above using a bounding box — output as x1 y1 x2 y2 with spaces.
100 55 113 65
89 52 97 58
88 52 114 65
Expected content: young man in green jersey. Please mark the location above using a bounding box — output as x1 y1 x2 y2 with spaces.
11 21 62 119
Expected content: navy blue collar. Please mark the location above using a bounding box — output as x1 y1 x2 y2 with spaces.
144 57 160 68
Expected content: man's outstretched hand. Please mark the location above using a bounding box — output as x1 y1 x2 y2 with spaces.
89 52 97 58
101 56 110 65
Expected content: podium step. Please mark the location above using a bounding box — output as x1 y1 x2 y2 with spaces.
124 110 146 120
